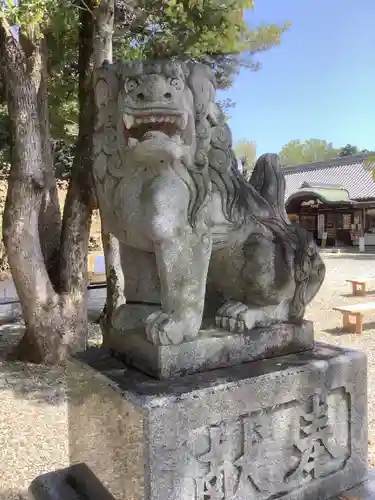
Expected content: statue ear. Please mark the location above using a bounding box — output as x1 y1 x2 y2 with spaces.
94 63 119 110
94 63 119 133
187 64 216 122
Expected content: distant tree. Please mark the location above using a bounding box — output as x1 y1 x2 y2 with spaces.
0 1 290 176
218 98 236 119
279 139 338 166
117 3 291 90
234 140 257 179
339 144 359 157
364 152 375 181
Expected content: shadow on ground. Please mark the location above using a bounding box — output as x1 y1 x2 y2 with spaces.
340 290 375 297
0 359 66 405
323 321 375 336
323 253 375 261
0 315 103 405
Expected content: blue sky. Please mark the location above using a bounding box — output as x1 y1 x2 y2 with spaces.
220 0 375 156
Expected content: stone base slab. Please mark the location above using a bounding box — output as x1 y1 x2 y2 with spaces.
331 469 375 499
28 468 375 499
66 342 367 500
107 319 314 379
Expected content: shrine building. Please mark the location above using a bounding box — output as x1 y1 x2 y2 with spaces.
283 154 375 247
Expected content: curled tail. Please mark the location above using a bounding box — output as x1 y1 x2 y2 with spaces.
249 153 289 223
250 153 325 321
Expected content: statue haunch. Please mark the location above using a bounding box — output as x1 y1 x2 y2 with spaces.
93 60 325 346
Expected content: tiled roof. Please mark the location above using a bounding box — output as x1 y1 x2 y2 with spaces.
283 155 375 201
287 186 350 204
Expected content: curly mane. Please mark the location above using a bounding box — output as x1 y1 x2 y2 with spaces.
184 65 278 226
186 119 271 226
184 116 324 322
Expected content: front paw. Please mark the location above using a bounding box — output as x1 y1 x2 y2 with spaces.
215 301 257 333
112 304 159 331
145 311 199 345
145 311 184 345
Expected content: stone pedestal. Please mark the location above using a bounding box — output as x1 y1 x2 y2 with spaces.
67 343 368 500
107 318 314 379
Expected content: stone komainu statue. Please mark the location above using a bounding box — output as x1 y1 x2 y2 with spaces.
93 60 325 346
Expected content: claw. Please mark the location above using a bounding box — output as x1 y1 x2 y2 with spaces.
229 318 237 332
237 320 245 333
221 316 229 329
145 310 188 345
215 301 255 333
146 311 169 344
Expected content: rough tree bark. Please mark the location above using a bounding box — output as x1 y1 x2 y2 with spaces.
0 1 98 363
57 0 98 351
17 31 62 286
0 21 69 363
37 37 62 289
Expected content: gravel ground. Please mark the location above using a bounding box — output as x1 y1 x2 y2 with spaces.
305 253 375 468
0 300 104 500
2 254 375 498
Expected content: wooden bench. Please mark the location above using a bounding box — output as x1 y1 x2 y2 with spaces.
333 302 375 334
346 278 375 297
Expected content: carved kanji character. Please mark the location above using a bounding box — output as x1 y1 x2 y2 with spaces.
287 393 347 482
194 424 240 499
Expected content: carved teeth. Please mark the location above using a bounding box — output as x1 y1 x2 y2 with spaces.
125 114 184 128
123 114 134 129
178 114 188 130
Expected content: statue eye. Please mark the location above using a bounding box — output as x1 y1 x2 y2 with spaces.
169 77 181 89
125 78 138 92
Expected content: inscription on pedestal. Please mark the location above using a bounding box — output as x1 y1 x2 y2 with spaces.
187 389 350 500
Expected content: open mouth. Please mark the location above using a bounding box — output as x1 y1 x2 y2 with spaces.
123 112 187 141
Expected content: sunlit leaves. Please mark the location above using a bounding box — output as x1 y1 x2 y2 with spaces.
279 139 339 167
1 0 58 32
117 0 289 88
235 140 256 165
0 0 290 165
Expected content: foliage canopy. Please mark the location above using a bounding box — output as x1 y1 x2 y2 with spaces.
234 140 257 179
2 0 290 128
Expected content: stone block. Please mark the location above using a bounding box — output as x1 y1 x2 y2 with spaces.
107 319 314 379
333 469 375 498
29 468 375 499
29 463 116 500
68 342 367 500
0 299 22 322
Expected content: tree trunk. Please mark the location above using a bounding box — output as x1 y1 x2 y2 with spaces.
99 231 125 338
58 0 98 352
93 0 127 334
37 37 62 289
0 1 97 363
94 0 114 67
0 23 72 363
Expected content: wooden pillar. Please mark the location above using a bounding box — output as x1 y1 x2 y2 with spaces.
362 207 366 237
